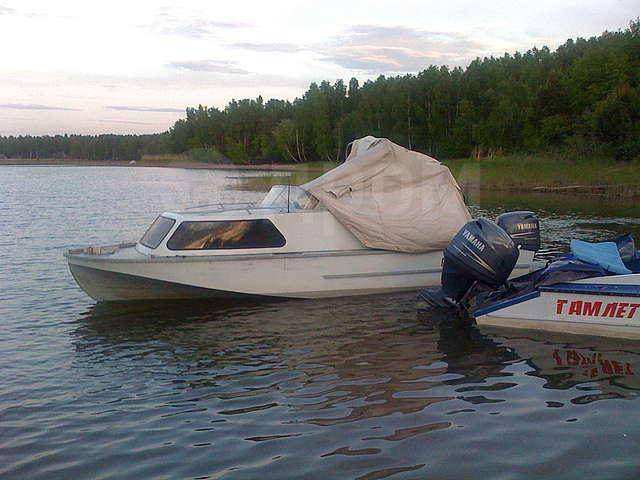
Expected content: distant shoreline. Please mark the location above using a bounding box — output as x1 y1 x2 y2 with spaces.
3 156 638 198
0 157 306 171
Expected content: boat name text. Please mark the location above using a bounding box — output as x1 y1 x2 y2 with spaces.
556 299 640 319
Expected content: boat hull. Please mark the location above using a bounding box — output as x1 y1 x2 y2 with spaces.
475 279 640 339
478 314 640 339
66 244 534 302
68 263 270 301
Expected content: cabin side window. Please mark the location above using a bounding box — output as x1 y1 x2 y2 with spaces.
166 219 286 250
139 216 176 249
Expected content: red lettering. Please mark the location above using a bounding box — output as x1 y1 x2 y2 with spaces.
602 303 618 317
600 359 614 374
628 303 640 319
556 299 568 314
616 303 629 318
553 350 563 366
581 353 595 366
582 301 602 317
567 350 580 366
612 361 624 374
568 301 583 315
626 363 634 375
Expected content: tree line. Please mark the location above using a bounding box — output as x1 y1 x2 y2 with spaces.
0 133 168 161
2 20 638 162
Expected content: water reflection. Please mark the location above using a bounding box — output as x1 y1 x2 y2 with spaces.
480 327 640 403
70 296 640 479
74 299 640 411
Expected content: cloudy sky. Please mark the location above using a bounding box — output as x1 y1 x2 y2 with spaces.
0 0 636 136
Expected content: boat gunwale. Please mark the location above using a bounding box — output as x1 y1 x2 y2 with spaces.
540 282 640 297
65 244 535 268
64 245 423 264
473 290 541 318
474 281 640 319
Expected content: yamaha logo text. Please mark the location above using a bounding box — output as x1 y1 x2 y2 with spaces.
462 229 486 252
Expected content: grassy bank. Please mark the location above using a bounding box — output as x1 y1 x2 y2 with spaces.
444 154 640 198
3 153 638 198
232 154 640 198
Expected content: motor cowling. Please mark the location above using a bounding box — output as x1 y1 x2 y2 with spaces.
441 218 519 302
496 211 540 252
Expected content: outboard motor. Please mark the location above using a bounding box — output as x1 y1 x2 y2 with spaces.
419 218 519 313
496 211 540 252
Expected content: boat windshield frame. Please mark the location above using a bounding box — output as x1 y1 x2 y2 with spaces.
139 215 176 249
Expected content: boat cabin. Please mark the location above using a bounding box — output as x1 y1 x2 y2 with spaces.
135 186 364 257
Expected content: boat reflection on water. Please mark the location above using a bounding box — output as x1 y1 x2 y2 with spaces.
74 298 640 417
72 296 455 426
478 326 640 402
68 297 640 478
427 314 640 404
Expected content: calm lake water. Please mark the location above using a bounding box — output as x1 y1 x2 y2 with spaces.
2 165 640 479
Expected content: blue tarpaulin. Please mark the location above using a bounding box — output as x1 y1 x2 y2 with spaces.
570 239 632 275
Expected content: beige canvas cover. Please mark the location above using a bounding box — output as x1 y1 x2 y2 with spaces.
301 136 471 252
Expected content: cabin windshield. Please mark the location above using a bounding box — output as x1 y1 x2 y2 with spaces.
261 185 320 211
167 219 286 250
139 216 176 249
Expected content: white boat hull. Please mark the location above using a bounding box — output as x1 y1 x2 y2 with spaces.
68 263 251 301
476 277 640 339
478 314 640 339
65 244 535 302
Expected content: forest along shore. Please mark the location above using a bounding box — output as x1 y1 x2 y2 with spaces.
4 154 638 198
2 22 639 168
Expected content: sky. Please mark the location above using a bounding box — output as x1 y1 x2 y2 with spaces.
0 0 636 136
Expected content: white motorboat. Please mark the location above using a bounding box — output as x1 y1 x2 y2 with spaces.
474 272 640 339
65 185 536 301
419 215 640 339
65 137 536 302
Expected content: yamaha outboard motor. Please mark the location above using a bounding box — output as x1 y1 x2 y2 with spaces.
443 218 519 302
496 211 540 253
419 218 519 313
